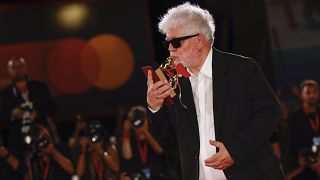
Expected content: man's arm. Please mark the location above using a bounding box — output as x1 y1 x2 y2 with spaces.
224 59 281 166
0 146 20 170
45 144 74 174
146 70 178 151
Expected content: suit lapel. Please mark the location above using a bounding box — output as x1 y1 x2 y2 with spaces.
178 77 199 127
212 48 228 140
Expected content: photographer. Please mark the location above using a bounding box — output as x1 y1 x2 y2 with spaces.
0 57 57 160
74 120 119 180
287 80 320 180
121 106 171 179
25 124 74 180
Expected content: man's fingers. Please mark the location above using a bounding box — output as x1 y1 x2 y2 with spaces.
160 87 174 98
148 80 171 98
148 80 165 92
155 82 171 95
204 153 219 163
147 70 154 86
205 157 231 170
209 140 222 148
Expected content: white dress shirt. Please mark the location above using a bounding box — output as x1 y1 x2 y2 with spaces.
189 49 226 180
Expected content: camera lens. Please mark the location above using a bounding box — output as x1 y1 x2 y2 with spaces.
133 119 143 128
85 120 106 143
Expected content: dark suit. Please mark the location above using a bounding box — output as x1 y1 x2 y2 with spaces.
148 48 283 180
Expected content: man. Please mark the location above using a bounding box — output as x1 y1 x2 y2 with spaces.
286 80 320 179
1 57 57 124
0 57 57 161
146 2 282 180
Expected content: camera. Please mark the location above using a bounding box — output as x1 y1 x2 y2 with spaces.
26 125 52 156
128 106 146 128
85 120 107 143
300 146 318 164
300 137 320 164
131 115 144 128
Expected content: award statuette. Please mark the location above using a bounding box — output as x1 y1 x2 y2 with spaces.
142 57 191 109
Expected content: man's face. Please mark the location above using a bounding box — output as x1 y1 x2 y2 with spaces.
8 59 26 79
15 80 28 92
165 28 200 70
301 85 319 107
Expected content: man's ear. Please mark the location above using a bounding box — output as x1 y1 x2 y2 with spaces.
197 34 204 49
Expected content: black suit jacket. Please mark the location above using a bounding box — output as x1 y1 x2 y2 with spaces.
148 48 282 180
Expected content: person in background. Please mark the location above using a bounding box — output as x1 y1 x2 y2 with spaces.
287 79 320 180
75 120 119 180
25 124 74 180
121 105 173 179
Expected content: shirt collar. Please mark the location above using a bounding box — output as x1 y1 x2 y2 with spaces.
199 48 212 78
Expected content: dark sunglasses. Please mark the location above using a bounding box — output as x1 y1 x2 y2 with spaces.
163 34 199 49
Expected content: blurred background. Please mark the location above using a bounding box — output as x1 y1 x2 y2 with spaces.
0 0 319 178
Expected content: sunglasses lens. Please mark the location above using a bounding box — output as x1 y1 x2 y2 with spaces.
163 39 181 49
171 39 181 48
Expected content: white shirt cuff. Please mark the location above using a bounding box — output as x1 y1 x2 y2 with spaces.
148 105 161 113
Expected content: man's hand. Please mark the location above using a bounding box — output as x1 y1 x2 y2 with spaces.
309 161 320 173
146 70 173 110
204 140 234 170
43 143 57 155
123 119 132 132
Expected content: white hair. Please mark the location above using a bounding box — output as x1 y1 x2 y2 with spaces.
158 2 215 44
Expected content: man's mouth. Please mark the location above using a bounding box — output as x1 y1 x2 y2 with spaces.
169 56 179 63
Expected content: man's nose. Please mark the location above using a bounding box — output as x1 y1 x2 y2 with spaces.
168 43 176 52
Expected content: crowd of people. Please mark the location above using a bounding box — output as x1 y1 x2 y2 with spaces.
0 57 180 180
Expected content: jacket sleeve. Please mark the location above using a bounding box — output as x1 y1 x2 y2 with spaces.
147 106 178 152
224 59 281 166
